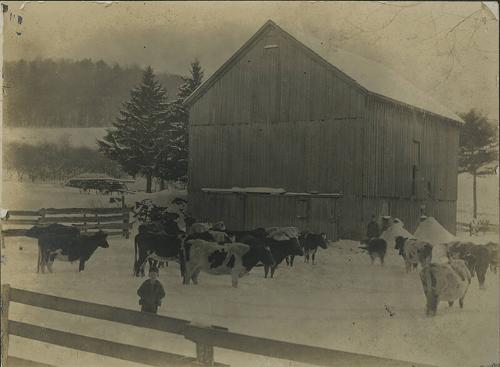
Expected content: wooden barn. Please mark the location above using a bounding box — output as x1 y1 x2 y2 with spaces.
184 20 463 239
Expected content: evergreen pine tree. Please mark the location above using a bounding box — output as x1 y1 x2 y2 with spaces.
98 66 170 193
156 59 204 187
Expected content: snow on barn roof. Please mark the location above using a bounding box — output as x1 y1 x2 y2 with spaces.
306 44 463 123
185 20 463 124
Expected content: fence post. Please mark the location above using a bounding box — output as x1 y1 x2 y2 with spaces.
39 208 46 224
0 223 4 249
83 213 87 234
1 284 11 367
195 343 214 366
184 323 215 366
123 208 130 240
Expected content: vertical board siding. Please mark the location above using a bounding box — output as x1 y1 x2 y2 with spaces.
188 24 460 239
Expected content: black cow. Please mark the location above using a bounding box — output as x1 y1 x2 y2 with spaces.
26 223 80 238
359 238 387 265
286 232 328 266
448 242 492 289
243 236 303 278
38 230 109 273
134 232 184 277
26 224 81 273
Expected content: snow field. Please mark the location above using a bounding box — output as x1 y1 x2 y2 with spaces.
2 232 498 367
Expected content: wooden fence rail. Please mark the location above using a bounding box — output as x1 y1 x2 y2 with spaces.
1 285 436 367
1 207 131 248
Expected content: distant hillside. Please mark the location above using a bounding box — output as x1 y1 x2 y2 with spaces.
3 59 184 127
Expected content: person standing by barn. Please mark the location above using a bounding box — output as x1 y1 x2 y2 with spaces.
366 215 381 239
137 267 165 314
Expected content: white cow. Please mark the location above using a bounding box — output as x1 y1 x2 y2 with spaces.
420 259 472 316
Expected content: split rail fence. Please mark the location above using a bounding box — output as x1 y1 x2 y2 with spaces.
1 285 435 367
0 207 131 248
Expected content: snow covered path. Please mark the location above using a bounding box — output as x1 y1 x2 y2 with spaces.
2 234 498 367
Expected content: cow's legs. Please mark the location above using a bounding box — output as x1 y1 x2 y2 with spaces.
79 259 85 272
290 256 295 267
426 293 438 317
312 252 316 265
412 263 418 270
270 265 277 278
459 297 464 308
182 265 191 284
47 260 54 273
191 269 200 285
231 271 239 288
264 265 270 278
405 261 411 273
448 301 454 307
477 270 486 289
380 255 385 266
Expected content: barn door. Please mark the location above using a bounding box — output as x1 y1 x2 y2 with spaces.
309 198 338 241
411 140 421 198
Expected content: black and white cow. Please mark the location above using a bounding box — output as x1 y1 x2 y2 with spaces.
134 232 184 277
180 239 274 287
38 230 109 273
395 236 433 272
287 232 328 266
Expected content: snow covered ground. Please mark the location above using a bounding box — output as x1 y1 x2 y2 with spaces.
2 234 498 366
1 180 499 367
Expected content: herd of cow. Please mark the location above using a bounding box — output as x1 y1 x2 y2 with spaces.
360 220 498 316
21 199 498 317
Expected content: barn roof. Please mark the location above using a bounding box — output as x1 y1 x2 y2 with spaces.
185 20 463 124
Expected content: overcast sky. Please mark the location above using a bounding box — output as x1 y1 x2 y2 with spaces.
2 1 499 120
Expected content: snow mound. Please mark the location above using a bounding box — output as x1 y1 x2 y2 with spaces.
380 219 415 249
414 217 456 246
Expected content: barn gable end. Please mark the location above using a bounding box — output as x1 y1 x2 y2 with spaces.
186 20 460 238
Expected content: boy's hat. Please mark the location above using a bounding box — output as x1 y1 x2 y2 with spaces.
149 266 159 274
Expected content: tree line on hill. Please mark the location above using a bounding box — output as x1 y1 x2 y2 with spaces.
3 58 183 127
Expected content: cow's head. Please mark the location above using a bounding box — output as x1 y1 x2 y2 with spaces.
314 233 328 249
95 230 110 248
212 221 226 231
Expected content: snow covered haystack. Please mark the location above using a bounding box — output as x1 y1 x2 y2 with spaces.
380 218 415 249
414 216 456 246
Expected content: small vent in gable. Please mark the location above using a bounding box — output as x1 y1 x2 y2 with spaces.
264 44 279 49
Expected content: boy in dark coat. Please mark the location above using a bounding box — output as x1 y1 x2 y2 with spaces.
366 215 381 239
137 267 165 314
